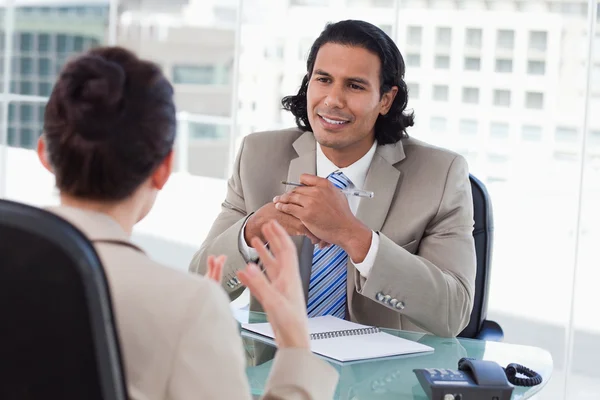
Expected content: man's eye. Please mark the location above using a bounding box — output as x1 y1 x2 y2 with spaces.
350 84 364 90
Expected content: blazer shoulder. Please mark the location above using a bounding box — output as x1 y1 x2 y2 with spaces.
242 127 305 149
401 137 468 169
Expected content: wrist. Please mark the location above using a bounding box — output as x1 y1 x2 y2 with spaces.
342 222 372 263
244 215 262 245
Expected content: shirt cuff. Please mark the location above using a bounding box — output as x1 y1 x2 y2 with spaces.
238 218 259 262
351 230 379 278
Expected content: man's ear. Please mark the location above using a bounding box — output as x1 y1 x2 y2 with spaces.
151 150 174 191
380 86 399 116
37 135 53 174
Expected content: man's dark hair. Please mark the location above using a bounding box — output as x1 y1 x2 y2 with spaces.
281 20 414 145
44 46 176 201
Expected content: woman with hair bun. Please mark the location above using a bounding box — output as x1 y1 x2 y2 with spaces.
37 46 337 400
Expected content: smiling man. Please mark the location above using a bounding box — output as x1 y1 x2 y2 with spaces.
190 20 476 338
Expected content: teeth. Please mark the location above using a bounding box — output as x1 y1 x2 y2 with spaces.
322 116 347 125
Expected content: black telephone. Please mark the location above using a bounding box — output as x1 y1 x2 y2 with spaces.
414 358 542 400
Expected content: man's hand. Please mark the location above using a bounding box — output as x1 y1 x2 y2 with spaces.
237 220 310 349
244 202 323 246
205 255 226 283
273 174 372 262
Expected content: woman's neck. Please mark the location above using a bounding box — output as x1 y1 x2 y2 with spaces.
59 194 140 236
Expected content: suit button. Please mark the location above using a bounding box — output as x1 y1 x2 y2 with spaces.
395 301 405 310
376 292 385 302
383 295 392 304
389 299 398 307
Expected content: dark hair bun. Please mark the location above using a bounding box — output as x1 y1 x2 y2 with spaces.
61 54 126 141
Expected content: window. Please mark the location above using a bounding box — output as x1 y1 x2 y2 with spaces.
430 116 447 132
459 119 478 135
74 36 85 52
497 29 515 49
465 28 482 48
38 58 51 76
19 33 33 51
528 61 546 75
436 27 452 47
189 123 228 139
407 26 422 46
555 127 578 143
20 57 33 76
20 128 35 149
493 89 511 107
378 24 393 36
435 55 450 69
406 53 421 67
522 125 542 141
488 153 509 164
38 82 52 96
19 81 33 95
462 87 479 104
433 85 449 101
57 34 69 52
407 83 420 99
525 92 544 109
464 57 480 71
529 31 548 51
20 104 34 123
490 122 509 139
495 58 513 73
173 65 217 85
590 130 600 146
38 34 50 52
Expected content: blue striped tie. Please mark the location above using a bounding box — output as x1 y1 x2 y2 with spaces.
306 171 351 319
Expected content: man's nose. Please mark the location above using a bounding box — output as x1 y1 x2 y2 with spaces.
324 84 345 108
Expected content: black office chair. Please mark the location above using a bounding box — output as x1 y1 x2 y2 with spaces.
458 175 504 341
0 199 127 400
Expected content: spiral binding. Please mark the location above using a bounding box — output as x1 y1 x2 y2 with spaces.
310 327 380 340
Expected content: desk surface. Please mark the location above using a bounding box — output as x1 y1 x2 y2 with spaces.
235 311 553 400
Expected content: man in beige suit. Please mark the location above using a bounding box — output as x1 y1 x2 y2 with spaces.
38 46 338 399
191 20 476 338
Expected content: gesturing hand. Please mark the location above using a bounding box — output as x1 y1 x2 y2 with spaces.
205 255 226 283
236 220 310 349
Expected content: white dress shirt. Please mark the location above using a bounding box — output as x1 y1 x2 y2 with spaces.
239 141 380 277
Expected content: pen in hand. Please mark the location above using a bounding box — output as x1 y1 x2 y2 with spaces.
281 181 374 198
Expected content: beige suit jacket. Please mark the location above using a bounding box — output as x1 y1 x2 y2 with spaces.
190 128 476 338
48 206 338 400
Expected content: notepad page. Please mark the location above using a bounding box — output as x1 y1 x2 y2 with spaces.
241 316 434 363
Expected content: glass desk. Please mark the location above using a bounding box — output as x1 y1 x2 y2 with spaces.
235 311 553 400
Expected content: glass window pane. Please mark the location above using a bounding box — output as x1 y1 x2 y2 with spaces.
407 82 420 99
459 119 478 135
435 55 450 69
38 58 52 76
465 28 482 48
433 85 449 101
464 57 480 71
38 34 51 52
495 58 513 73
436 27 452 47
430 116 447 132
38 82 52 96
528 60 546 75
407 26 422 45
525 92 544 109
490 122 509 139
497 29 515 49
20 57 34 75
462 87 479 104
173 65 217 85
529 30 548 51
555 127 579 143
493 89 511 107
406 53 421 67
522 125 542 141
19 33 33 51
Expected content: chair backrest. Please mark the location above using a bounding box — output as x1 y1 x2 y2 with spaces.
459 174 494 339
0 199 127 400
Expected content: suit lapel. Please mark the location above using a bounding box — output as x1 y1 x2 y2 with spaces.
356 141 406 233
288 132 317 303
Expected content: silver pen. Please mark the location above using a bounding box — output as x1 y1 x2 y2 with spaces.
281 181 374 198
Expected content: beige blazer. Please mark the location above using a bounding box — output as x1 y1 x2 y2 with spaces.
48 206 338 400
190 129 477 338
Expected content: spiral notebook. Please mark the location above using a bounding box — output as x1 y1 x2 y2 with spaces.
241 316 434 362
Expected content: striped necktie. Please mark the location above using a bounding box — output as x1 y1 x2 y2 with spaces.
306 171 351 319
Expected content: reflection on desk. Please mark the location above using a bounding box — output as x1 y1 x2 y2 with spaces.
237 311 553 400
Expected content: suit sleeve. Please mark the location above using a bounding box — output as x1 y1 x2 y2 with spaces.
166 282 338 400
189 136 253 300
354 155 476 337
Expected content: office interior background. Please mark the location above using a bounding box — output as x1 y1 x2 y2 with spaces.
0 0 598 398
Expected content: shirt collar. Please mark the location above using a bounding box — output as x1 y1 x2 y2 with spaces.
316 140 377 189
